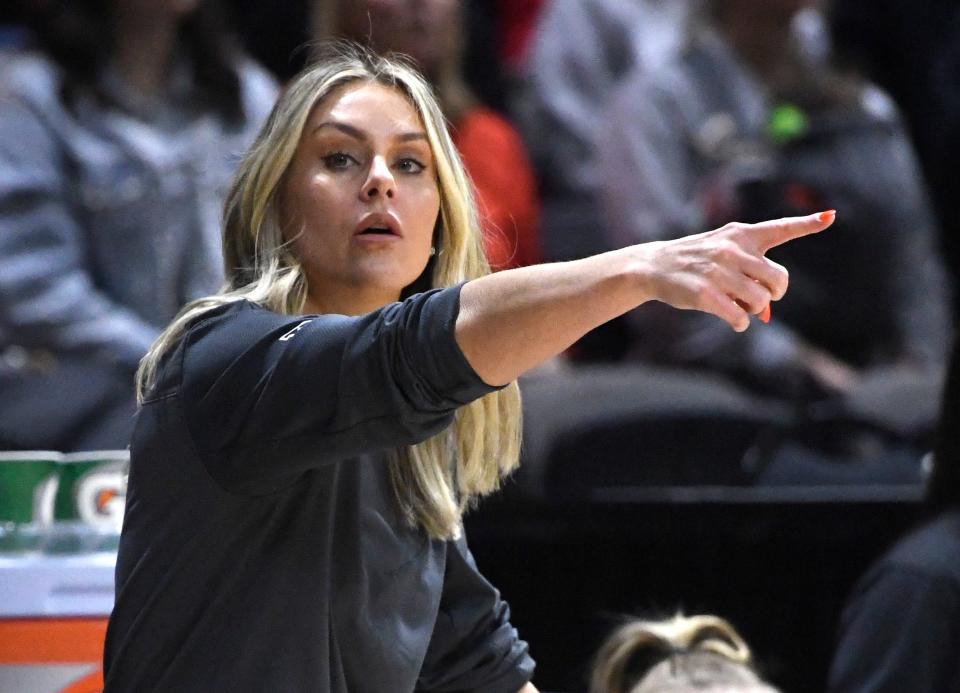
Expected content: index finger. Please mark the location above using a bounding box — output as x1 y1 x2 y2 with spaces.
741 210 836 253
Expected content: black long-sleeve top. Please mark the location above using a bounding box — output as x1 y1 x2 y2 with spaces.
827 509 960 693
103 286 534 692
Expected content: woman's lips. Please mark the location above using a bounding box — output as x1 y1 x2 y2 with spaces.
354 231 402 245
355 212 402 238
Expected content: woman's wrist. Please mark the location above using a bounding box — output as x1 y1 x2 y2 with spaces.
620 240 669 309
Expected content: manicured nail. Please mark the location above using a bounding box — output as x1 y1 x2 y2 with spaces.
759 304 771 323
818 210 837 222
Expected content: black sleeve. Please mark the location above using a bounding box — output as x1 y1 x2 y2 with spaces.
827 564 960 693
416 533 535 692
178 286 499 493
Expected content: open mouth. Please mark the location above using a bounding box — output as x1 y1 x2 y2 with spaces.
355 213 402 238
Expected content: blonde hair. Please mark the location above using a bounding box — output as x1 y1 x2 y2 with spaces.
136 42 522 540
591 614 762 693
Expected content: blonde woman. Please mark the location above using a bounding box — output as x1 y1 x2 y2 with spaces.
591 614 779 693
102 43 834 692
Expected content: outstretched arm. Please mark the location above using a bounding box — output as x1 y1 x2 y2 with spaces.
456 212 835 386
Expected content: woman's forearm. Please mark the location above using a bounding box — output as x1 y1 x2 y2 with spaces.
457 248 649 385
456 213 834 386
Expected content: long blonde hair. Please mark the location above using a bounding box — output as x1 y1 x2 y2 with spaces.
136 42 522 540
590 614 762 693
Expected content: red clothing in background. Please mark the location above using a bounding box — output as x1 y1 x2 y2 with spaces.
495 0 546 70
451 107 541 269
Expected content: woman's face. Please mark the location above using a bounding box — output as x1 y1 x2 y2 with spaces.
281 81 441 315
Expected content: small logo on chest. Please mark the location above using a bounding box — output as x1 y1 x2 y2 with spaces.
279 320 314 341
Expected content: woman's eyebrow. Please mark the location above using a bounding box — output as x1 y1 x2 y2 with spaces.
312 121 428 143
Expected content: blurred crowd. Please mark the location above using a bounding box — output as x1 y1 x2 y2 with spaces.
1 0 959 690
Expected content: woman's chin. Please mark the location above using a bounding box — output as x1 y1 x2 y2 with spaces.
351 258 430 292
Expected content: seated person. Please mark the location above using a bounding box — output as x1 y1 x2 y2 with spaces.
314 0 541 269
0 0 276 450
591 613 778 692
596 0 950 406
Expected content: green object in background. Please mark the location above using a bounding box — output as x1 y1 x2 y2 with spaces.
48 451 128 554
0 449 129 553
53 451 128 525
768 103 809 144
0 451 60 523
0 451 61 552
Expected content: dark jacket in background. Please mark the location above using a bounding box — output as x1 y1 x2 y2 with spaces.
828 509 960 693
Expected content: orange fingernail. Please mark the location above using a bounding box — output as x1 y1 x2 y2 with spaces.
759 304 771 323
818 210 837 222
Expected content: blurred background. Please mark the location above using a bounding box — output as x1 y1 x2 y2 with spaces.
1 1 958 691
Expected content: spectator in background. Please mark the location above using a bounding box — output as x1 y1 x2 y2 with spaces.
827 338 960 693
596 0 950 404
314 0 541 270
517 0 693 262
0 0 276 451
590 614 778 693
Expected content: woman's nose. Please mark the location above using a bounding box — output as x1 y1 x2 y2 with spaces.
361 156 396 200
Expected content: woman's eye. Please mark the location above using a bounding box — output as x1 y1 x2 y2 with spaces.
396 158 426 174
323 153 355 170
